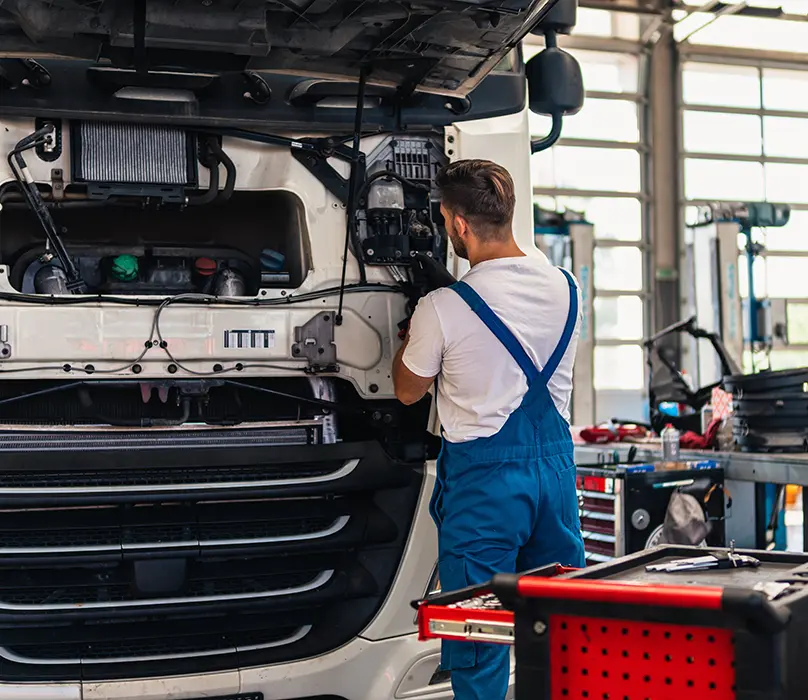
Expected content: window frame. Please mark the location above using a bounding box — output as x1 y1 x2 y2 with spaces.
527 37 651 399
680 56 808 362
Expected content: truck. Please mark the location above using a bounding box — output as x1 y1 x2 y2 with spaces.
0 1 582 698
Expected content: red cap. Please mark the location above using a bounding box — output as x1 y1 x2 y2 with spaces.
195 257 217 276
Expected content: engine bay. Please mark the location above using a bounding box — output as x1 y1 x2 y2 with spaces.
4 190 308 296
0 121 450 299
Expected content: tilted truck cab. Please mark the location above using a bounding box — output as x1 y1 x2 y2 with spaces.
0 1 582 698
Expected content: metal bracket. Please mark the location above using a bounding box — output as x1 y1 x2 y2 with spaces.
50 168 65 200
0 325 12 359
292 143 364 206
292 312 338 374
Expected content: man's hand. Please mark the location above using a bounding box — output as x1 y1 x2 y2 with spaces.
392 330 435 405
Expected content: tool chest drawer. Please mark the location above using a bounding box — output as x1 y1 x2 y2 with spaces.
576 460 726 563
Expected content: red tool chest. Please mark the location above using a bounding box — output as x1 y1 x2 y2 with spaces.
415 546 808 700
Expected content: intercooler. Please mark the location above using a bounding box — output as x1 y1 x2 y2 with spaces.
72 121 196 188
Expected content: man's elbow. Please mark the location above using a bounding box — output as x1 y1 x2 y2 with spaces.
395 387 422 406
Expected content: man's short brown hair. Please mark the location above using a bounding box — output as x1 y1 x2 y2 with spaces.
435 159 516 240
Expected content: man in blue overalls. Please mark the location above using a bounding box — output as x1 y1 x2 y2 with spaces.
393 159 586 700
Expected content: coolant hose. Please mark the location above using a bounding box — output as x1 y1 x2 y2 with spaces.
209 140 236 202
188 138 221 206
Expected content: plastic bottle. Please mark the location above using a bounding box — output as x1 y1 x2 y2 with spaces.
661 423 681 462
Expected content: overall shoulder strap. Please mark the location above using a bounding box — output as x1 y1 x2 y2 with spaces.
540 267 578 382
450 281 540 385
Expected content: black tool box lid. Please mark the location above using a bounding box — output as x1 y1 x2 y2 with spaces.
567 544 808 590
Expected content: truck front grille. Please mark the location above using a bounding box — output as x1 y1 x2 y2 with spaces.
0 436 421 681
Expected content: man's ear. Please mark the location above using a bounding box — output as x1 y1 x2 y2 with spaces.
454 213 469 238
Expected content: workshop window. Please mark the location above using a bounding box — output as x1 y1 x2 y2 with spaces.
570 7 640 40
763 117 808 159
764 211 808 252
593 247 644 292
681 14 808 55
531 99 639 143
594 345 645 391
763 68 808 112
528 35 648 421
535 195 642 241
684 159 764 201
769 350 808 371
683 111 761 156
766 258 808 299
787 304 808 344
593 296 644 341
681 57 808 371
532 145 642 193
682 63 760 109
765 164 808 204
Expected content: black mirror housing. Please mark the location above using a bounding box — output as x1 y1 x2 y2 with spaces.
526 46 584 117
531 0 578 36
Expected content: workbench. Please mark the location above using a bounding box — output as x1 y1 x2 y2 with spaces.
574 443 808 486
573 442 808 552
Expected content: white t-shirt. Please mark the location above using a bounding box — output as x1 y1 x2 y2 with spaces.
402 254 581 443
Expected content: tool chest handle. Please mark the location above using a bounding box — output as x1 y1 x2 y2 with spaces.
503 576 725 609
411 563 574 609
492 575 791 634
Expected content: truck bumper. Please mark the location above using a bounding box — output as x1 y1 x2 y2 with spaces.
2 635 515 700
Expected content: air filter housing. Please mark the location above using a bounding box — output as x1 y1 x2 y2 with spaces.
72 121 197 201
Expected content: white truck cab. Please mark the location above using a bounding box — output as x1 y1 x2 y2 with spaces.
0 2 582 698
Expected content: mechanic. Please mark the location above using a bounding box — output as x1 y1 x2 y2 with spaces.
393 159 586 700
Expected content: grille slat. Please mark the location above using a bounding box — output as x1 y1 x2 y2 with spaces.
0 460 357 498
0 439 420 682
0 499 360 558
3 625 311 664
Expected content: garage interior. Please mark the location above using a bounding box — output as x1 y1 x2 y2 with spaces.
1 0 808 698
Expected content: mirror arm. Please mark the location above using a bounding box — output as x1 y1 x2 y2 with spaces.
531 110 563 154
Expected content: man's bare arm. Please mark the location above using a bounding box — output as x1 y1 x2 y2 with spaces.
393 333 435 405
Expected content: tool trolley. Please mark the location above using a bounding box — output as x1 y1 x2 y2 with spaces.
415 546 808 700
576 458 726 563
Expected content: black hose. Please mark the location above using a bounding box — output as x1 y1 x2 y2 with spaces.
209 140 236 202
8 139 86 291
188 136 221 205
188 141 221 206
531 111 563 154
337 65 370 321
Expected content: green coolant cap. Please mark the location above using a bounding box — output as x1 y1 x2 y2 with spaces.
111 254 139 282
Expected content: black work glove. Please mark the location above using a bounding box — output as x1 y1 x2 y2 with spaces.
397 316 411 340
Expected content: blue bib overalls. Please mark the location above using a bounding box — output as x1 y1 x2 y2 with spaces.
428 268 586 700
